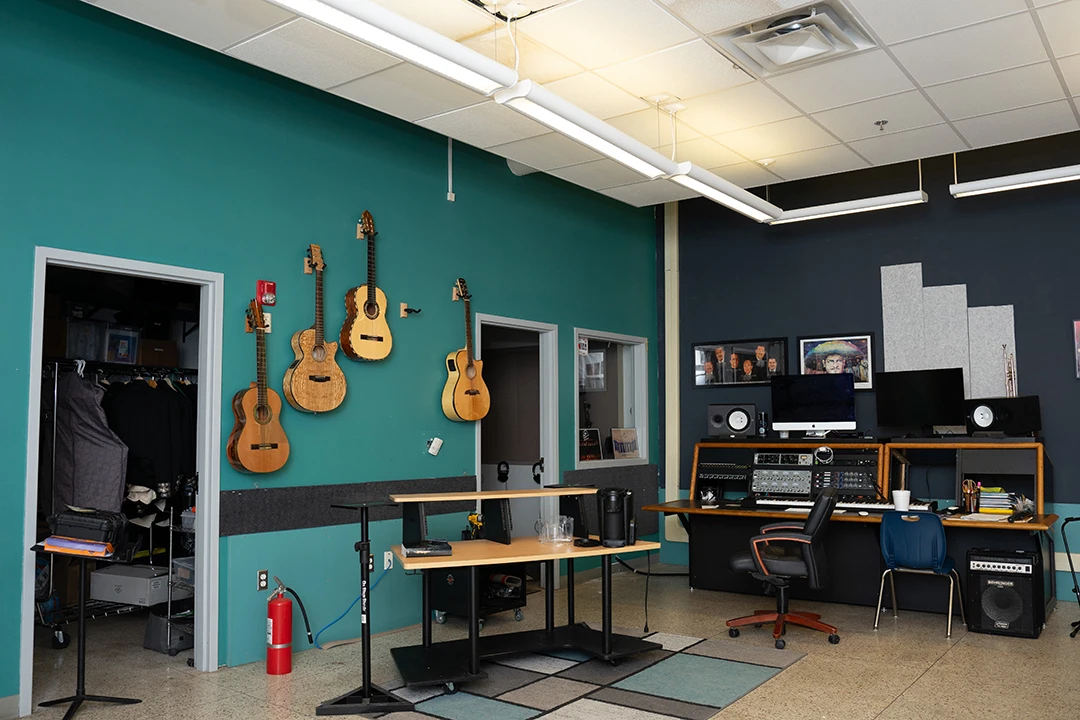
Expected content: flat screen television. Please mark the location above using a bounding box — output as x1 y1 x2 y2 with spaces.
875 368 965 433
771 374 857 432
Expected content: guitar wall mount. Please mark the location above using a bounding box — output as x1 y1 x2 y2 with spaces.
399 303 422 318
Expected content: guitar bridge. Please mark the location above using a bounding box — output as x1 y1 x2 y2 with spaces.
308 375 331 382
359 334 384 342
250 443 280 450
465 389 480 396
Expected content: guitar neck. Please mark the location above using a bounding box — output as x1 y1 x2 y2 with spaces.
314 267 324 346
464 297 474 367
366 233 376 305
256 327 267 406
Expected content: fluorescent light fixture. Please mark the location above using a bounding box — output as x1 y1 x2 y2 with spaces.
264 0 517 95
768 190 927 225
950 163 1080 198
494 81 678 179
667 162 782 223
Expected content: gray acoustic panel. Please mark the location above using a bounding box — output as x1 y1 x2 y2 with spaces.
881 263 926 371
561 464 659 537
967 305 1016 399
220 476 476 537
922 284 972 396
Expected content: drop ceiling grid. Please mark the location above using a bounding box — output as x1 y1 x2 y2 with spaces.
1025 0 1080 128
91 0 295 51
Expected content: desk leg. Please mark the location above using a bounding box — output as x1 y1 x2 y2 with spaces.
566 558 575 626
422 570 432 648
468 566 479 676
545 560 555 633
601 555 612 656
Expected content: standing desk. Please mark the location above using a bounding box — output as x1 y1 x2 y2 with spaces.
387 488 661 689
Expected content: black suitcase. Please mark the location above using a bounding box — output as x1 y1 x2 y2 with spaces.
49 509 128 551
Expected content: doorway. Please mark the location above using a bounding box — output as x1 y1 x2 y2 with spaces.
20 248 223 716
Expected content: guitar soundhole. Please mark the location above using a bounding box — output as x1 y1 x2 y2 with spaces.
465 365 477 380
254 404 272 425
363 301 380 320
312 344 327 363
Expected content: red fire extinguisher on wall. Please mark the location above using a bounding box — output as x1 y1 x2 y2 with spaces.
267 576 313 675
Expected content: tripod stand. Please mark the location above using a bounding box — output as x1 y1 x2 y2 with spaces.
1063 517 1080 638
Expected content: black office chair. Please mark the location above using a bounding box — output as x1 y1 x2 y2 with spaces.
726 487 840 649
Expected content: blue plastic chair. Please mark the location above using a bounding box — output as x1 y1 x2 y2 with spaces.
874 511 966 638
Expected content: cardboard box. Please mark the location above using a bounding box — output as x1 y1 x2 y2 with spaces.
137 339 178 367
90 565 191 607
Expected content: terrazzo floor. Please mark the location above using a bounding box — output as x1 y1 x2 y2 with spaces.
30 564 1080 719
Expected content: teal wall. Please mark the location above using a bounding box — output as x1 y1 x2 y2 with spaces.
1 0 659 693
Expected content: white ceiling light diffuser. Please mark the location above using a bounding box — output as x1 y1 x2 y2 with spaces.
264 0 518 94
494 80 678 179
768 190 927 225
950 164 1080 198
667 163 782 223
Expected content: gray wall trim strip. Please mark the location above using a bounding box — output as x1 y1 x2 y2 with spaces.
0 694 17 720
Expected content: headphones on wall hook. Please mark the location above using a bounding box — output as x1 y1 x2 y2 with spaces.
496 461 510 483
532 458 545 484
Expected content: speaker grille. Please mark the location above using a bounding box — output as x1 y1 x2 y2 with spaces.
980 581 1023 625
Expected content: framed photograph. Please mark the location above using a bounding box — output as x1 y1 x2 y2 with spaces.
610 428 639 459
1074 320 1080 379
578 428 603 462
578 351 606 391
692 337 787 386
797 332 875 390
105 327 140 365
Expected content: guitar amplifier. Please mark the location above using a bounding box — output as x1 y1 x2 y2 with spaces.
967 549 1043 638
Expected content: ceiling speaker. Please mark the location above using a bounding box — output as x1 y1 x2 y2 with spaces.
964 396 1041 437
707 404 756 438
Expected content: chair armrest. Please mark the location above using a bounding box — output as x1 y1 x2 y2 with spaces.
760 522 805 534
749 532 812 575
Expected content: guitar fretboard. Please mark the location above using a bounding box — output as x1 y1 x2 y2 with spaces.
464 297 474 369
366 229 376 306
314 267 324 347
256 326 267 408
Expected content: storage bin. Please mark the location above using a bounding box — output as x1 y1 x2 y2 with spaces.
172 556 196 588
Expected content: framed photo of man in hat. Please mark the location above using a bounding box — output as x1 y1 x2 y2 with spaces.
797 332 875 390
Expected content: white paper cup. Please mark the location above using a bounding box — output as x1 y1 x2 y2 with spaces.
892 490 911 512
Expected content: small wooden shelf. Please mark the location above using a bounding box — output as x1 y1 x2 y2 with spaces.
393 536 660 570
388 487 597 503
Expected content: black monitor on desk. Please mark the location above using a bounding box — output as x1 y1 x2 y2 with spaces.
876 368 965 436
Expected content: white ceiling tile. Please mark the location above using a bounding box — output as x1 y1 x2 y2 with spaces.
606 108 702 147
1060 53 1080 96
848 124 967 165
462 29 582 84
677 83 800 136
332 63 484 122
706 162 780 188
812 91 944 141
1038 0 1080 57
544 73 649 120
765 50 914 113
767 145 871 181
368 0 496 41
599 179 699 207
890 14 1049 86
714 117 838 160
417 101 549 149
953 100 1079 148
846 0 1029 44
227 18 399 89
486 133 603 171
657 0 808 35
596 40 752 101
924 63 1065 121
657 137 744 168
516 0 695 69
549 159 649 190
92 0 293 50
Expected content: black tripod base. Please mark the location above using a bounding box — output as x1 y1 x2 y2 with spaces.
1071 620 1079 638
39 694 141 720
315 684 414 716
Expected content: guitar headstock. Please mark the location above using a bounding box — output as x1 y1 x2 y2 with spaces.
307 244 325 272
358 210 376 240
455 277 471 301
247 299 267 332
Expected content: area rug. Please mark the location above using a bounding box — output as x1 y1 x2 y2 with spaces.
382 630 806 719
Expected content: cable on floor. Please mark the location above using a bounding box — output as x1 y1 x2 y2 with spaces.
313 567 389 649
613 553 689 577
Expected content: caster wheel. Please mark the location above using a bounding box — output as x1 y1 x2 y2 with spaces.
51 630 70 650
775 639 786 650
828 634 840 645
433 610 447 624
444 682 458 695
187 658 195 668
168 648 179 657
514 609 524 622
608 659 620 667
728 628 740 638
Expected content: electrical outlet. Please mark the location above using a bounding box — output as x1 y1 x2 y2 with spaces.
257 569 269 591
263 312 272 333
384 551 394 571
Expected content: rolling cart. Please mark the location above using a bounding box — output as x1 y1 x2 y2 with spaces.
430 562 528 630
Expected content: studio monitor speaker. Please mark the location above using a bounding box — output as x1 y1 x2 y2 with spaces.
965 396 1041 436
967 549 1043 638
707 404 756 438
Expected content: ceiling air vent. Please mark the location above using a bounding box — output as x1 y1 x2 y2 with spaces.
713 3 874 77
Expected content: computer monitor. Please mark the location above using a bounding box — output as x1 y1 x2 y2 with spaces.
771 374 857 432
875 368 965 434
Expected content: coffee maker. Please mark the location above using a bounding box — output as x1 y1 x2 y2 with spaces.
598 488 635 548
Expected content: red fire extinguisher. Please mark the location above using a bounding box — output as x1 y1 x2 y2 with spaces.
267 576 313 675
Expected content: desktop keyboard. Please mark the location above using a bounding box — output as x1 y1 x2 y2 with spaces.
755 498 932 512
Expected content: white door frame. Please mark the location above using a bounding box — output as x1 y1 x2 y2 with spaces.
20 247 224 716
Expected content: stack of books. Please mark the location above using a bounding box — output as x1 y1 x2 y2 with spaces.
978 487 1019 515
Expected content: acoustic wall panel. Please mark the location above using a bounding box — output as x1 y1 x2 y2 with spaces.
881 263 926 371
922 284 972 396
968 305 1016 399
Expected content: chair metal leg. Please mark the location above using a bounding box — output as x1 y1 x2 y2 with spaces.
946 573 955 638
888 571 897 617
874 569 889 630
951 569 967 627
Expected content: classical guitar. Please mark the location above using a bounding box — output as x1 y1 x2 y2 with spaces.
283 244 346 413
228 300 290 473
441 278 490 422
340 210 392 361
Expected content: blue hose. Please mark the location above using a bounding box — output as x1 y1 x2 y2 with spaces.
313 568 389 649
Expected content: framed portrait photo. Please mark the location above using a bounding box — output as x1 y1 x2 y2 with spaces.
797 332 875 390
692 337 787 387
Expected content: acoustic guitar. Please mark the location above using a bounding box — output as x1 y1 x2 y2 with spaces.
228 300 290 474
441 278 490 422
283 244 346 413
340 210 392 361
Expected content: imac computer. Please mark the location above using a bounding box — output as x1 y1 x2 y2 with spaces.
771 374 856 435
875 368 965 436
